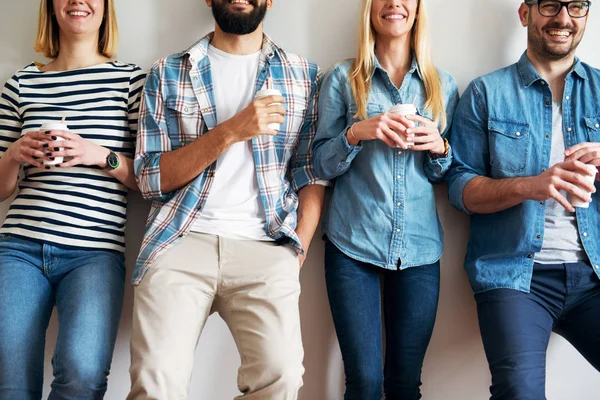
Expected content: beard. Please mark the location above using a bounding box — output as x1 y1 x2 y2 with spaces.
212 0 268 35
527 20 583 60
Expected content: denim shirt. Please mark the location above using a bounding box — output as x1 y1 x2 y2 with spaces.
313 58 459 269
447 52 600 294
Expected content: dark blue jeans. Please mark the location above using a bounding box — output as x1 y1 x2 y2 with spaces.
476 262 600 400
324 238 440 400
0 234 125 400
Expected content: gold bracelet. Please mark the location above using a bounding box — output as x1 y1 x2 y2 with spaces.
348 123 359 142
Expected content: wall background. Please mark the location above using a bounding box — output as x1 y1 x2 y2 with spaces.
0 0 599 399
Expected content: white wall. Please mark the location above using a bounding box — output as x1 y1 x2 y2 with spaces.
1 0 599 399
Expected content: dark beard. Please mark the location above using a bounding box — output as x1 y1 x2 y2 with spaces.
528 20 582 60
212 0 268 35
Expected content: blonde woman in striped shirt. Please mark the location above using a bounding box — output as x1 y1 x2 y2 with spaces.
0 0 144 398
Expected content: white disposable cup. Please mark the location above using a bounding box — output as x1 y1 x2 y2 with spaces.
255 89 283 132
569 164 597 208
389 104 417 146
40 122 67 166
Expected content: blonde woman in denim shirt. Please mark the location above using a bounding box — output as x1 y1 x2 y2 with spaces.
313 0 459 398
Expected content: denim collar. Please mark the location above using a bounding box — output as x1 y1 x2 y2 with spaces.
517 50 588 87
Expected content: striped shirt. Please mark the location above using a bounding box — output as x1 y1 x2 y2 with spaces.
0 61 146 253
133 33 330 284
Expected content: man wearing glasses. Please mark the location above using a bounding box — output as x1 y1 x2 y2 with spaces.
447 1 600 398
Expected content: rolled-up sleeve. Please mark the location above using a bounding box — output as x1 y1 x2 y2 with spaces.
291 66 332 191
424 74 460 182
446 80 489 214
312 65 362 181
134 64 172 202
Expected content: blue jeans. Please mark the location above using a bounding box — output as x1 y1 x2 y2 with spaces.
0 234 125 400
324 238 440 400
476 262 600 400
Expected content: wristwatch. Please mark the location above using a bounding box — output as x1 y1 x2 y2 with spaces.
430 138 450 159
104 151 120 171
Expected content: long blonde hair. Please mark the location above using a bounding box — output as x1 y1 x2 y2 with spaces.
349 0 447 131
34 0 119 59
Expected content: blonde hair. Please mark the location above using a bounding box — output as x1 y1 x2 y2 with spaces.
349 0 447 131
34 0 119 59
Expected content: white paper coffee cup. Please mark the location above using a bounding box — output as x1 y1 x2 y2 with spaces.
255 89 283 132
569 164 597 208
40 122 67 166
389 104 417 146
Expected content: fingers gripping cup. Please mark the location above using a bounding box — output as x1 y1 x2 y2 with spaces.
40 122 67 166
255 89 283 132
569 164 597 209
389 104 417 146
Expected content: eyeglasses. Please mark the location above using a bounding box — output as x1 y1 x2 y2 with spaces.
526 0 592 18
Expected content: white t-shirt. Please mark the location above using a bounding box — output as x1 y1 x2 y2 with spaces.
191 45 272 241
535 102 586 264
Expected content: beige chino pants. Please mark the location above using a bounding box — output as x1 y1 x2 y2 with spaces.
127 232 303 400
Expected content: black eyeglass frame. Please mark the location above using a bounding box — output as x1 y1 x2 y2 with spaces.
525 0 592 18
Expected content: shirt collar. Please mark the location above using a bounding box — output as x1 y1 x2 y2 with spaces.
173 32 282 63
517 50 588 87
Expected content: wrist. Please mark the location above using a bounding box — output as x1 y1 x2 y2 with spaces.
97 146 111 168
346 123 360 146
430 138 449 158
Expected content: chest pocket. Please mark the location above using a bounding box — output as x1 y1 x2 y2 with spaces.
164 99 203 148
584 116 600 142
348 103 385 120
488 119 530 174
276 85 310 146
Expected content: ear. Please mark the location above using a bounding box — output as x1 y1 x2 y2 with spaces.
266 0 274 11
206 0 213 7
518 2 530 27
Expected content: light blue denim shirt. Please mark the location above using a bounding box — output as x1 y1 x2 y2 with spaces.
313 58 459 270
447 52 600 294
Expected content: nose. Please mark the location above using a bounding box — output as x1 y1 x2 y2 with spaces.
554 3 572 24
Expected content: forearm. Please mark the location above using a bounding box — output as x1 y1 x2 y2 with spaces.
295 184 326 253
0 153 20 201
463 175 532 214
159 126 234 194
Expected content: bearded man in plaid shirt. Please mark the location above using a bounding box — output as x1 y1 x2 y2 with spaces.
127 1 329 399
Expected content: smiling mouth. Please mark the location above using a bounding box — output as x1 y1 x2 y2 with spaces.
546 29 572 38
67 10 90 17
383 14 407 21
229 0 251 5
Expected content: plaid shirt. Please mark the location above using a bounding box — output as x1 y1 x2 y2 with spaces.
133 33 329 284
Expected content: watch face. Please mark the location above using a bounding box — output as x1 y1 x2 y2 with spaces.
107 152 120 169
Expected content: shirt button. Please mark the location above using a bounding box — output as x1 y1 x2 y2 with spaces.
203 108 210 113
396 229 401 233
397 202 402 206
565 96 570 100
595 265 599 269
516 132 521 136
540 201 544 205
397 151 402 155
184 107 189 112
545 134 550 139
542 168 547 172
527 254 533 259
596 124 600 129
536 235 541 239
583 232 588 237
567 127 572 132
397 175 401 179
193 77 198 80
545 101 551 106
541 81 546 85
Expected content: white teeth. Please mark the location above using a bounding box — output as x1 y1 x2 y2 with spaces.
68 11 89 17
384 15 405 20
548 30 570 37
231 0 250 4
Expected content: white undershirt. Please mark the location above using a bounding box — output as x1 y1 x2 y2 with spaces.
191 45 272 241
535 102 585 264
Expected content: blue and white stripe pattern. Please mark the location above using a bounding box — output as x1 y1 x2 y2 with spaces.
0 61 146 252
